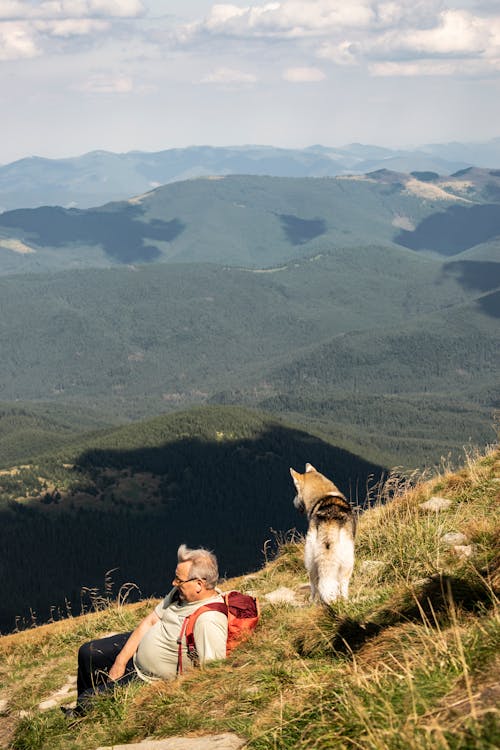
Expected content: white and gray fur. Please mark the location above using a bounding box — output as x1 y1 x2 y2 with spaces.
290 463 356 604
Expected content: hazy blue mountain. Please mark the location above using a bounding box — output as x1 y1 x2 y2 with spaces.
0 146 351 211
1 169 499 275
423 138 500 168
0 141 481 211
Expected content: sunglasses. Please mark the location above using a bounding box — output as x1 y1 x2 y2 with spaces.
173 575 205 585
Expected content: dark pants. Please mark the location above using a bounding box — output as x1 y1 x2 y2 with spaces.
76 632 138 710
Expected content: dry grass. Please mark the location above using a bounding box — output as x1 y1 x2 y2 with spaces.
2 446 499 750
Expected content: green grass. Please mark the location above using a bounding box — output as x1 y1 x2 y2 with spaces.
1 444 498 749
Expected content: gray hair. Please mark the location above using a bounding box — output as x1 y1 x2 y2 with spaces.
177 544 219 589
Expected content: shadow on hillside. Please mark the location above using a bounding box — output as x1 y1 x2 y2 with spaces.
0 204 185 263
477 289 500 319
0 424 385 634
278 214 327 245
395 204 500 255
327 573 495 656
441 260 500 293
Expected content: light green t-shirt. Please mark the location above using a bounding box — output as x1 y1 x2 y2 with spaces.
133 588 228 682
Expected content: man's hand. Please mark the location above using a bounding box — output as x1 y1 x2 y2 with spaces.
108 659 127 682
106 609 160 682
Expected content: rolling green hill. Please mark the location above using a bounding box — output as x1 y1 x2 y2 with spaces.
0 405 383 633
1 170 500 274
0 402 119 469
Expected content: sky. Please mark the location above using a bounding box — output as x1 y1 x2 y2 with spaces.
1 0 500 164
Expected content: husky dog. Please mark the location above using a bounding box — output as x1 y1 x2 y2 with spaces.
290 463 356 604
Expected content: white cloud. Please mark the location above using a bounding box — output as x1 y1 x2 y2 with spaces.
86 1 145 17
0 0 145 60
0 21 39 60
389 10 488 56
318 40 361 66
370 55 500 76
201 66 257 84
315 3 500 75
176 1 500 78
2 1 500 81
370 59 462 76
182 1 375 41
35 18 109 37
0 1 145 20
283 66 326 82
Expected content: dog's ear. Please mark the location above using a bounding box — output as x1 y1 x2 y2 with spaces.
305 463 317 473
290 467 302 491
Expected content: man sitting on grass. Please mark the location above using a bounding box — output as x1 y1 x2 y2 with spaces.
63 544 228 716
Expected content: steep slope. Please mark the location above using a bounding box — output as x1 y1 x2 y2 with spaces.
1 443 498 750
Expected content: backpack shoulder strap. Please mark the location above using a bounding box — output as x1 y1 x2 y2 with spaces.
177 601 228 675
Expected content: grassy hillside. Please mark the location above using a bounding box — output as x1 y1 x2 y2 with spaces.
0 406 383 634
1 443 498 749
2 170 500 274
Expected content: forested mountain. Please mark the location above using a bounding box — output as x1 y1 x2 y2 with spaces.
0 402 117 468
0 241 498 468
253 294 499 466
1 169 500 274
0 406 382 633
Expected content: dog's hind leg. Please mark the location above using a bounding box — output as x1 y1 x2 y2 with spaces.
309 579 318 602
308 564 320 602
337 531 355 600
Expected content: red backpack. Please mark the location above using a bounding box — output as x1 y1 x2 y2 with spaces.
177 591 260 674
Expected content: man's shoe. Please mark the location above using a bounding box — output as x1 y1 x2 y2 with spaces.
60 706 82 719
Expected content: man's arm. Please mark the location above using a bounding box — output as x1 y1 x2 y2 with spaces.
108 610 160 681
193 611 228 665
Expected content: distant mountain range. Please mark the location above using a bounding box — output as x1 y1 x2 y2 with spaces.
1 139 500 211
1 168 499 275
